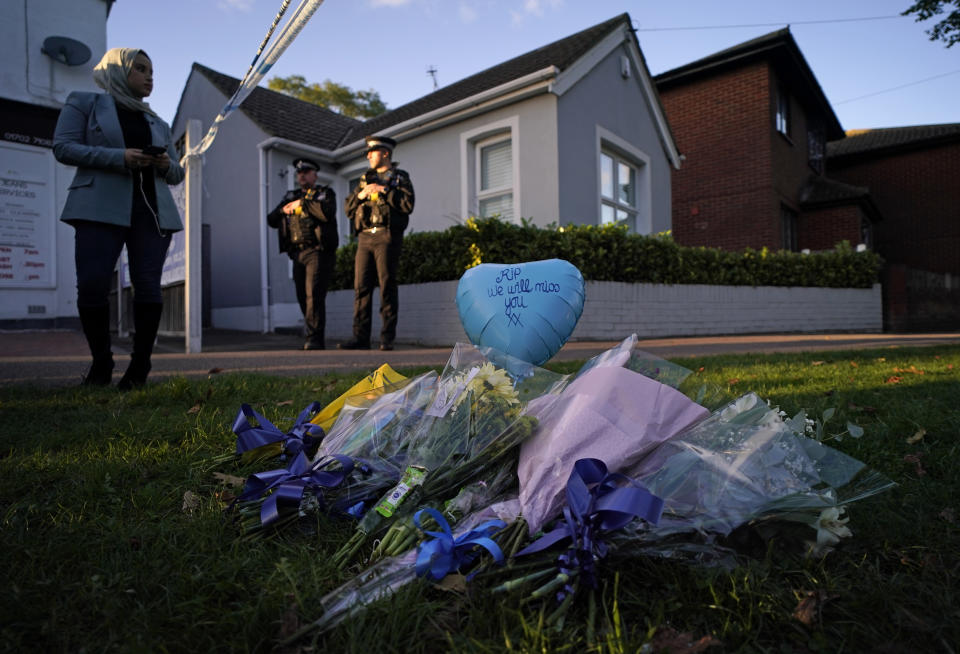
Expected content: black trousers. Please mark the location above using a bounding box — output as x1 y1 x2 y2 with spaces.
73 211 172 308
293 247 335 343
352 229 402 344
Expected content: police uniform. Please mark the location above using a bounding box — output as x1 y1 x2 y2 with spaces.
341 136 415 350
267 157 338 349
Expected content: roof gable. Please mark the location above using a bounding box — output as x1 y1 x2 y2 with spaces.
654 28 844 140
181 63 362 151
338 13 632 146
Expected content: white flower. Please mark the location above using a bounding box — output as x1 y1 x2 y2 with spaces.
807 506 853 557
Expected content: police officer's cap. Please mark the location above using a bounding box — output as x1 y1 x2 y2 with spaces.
365 135 396 154
293 157 319 172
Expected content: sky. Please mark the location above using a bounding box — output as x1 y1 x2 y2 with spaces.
106 0 959 132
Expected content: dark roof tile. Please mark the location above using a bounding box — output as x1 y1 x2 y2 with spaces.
338 13 631 146
828 123 960 159
190 63 362 151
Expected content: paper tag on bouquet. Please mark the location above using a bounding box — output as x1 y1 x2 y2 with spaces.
425 367 480 417
375 466 427 517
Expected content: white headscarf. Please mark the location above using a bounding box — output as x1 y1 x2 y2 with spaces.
92 47 157 117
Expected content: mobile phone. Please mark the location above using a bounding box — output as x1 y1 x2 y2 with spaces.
142 145 166 156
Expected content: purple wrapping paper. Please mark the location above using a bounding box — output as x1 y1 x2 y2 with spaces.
518 366 709 534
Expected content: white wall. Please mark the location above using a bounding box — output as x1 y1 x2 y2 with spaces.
0 0 107 324
317 281 882 346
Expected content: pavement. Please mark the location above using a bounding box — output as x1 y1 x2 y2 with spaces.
1 328 959 388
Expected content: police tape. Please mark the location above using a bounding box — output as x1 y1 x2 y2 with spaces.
181 0 326 162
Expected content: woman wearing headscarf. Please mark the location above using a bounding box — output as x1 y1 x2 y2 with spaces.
54 48 184 390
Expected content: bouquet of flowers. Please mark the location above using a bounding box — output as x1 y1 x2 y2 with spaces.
231 372 438 537
616 391 896 559
331 343 568 568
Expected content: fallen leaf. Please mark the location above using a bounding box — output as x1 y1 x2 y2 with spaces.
727 378 740 386
885 376 902 384
893 365 924 375
849 361 859 368
648 626 721 653
435 573 468 593
696 367 705 374
935 355 941 360
906 429 926 445
213 472 246 488
207 367 223 375
939 508 955 523
276 400 294 407
811 361 825 366
948 364 954 370
875 357 886 362
182 490 201 513
186 403 202 414
793 590 838 626
215 489 237 504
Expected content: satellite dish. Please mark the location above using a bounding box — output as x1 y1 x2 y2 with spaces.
41 36 92 66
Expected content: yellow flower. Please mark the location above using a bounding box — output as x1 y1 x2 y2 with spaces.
455 362 519 407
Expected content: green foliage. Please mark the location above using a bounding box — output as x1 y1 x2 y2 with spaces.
267 75 387 118
331 217 882 290
903 0 960 47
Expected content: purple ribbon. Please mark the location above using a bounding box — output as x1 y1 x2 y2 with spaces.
516 458 663 594
232 402 324 459
413 508 506 581
238 452 354 528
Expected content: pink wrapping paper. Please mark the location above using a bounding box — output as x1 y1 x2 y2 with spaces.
518 365 709 533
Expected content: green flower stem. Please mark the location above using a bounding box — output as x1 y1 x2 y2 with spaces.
490 567 555 594
528 571 577 601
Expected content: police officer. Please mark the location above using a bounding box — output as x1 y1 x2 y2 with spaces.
267 157 338 350
340 136 415 351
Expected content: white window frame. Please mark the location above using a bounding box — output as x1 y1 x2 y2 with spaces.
459 116 520 223
475 134 514 221
595 126 651 234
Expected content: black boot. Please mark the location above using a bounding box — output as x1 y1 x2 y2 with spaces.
78 304 114 386
118 302 163 391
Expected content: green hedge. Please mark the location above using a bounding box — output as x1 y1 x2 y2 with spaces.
332 218 882 290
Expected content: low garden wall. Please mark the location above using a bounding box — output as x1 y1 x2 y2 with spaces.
323 281 883 346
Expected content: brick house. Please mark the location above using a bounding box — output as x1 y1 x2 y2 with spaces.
828 124 960 330
653 28 878 254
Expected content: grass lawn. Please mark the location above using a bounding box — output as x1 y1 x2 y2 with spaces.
1 345 957 653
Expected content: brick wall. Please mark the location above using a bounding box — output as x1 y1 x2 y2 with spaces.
798 205 865 252
659 62 777 250
830 141 960 274
320 280 882 346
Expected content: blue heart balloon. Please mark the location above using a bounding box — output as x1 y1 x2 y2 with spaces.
456 259 585 365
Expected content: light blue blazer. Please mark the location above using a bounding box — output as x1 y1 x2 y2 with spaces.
53 92 185 232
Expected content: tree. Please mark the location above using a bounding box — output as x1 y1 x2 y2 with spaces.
267 75 387 119
903 0 960 47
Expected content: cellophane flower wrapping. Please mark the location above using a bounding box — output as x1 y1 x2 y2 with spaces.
311 372 438 515
518 364 709 534
619 392 895 556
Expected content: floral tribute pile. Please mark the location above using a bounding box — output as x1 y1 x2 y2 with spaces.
215 335 895 642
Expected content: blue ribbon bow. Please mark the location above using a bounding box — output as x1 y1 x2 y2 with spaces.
516 458 664 592
238 452 354 528
413 507 506 581
232 402 325 459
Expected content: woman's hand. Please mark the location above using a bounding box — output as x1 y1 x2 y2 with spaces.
124 148 170 173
